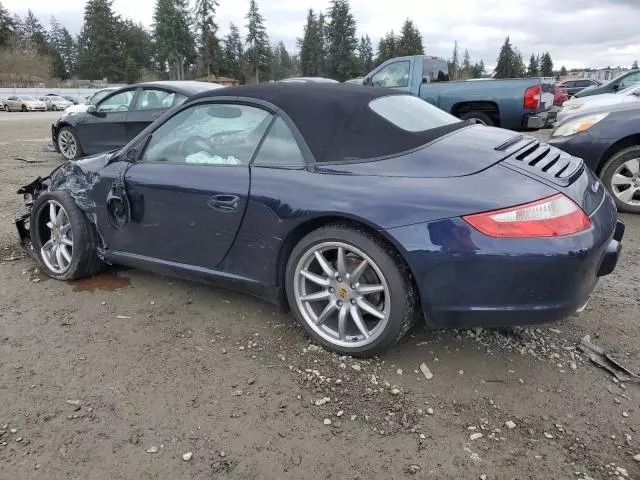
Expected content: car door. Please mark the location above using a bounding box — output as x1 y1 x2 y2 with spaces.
125 88 187 142
97 101 273 269
74 88 138 154
368 59 413 93
6 96 18 110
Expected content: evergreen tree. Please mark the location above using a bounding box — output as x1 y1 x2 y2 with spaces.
299 9 320 76
326 0 358 81
376 30 396 65
0 1 16 47
152 0 196 80
222 23 244 81
268 41 292 80
461 48 471 79
470 60 485 78
397 19 423 57
48 16 70 78
77 0 122 81
358 35 373 74
527 53 538 77
540 51 553 76
119 20 153 81
22 9 48 54
559 65 567 76
316 12 326 75
245 0 269 82
194 0 222 76
495 36 522 78
633 59 639 70
513 49 526 77
449 40 459 80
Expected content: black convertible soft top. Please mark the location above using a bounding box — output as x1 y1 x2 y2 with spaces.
188 83 464 163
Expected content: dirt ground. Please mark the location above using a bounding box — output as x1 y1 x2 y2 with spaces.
0 112 639 480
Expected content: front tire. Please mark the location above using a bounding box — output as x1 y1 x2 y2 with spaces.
21 105 27 112
57 126 83 160
4 105 9 112
600 146 640 214
51 104 57 111
30 192 103 280
285 224 417 356
459 111 495 126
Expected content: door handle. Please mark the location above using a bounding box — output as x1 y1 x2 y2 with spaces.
208 194 240 212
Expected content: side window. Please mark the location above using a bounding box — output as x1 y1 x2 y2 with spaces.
618 72 640 89
141 103 272 165
172 93 188 106
135 89 177 110
253 117 305 166
372 61 410 88
97 91 134 113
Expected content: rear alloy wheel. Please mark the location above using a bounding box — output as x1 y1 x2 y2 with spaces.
459 111 495 126
4 105 9 112
57 127 83 160
600 146 640 214
30 192 102 280
286 225 417 356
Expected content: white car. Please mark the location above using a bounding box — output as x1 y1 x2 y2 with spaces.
63 87 117 115
40 95 74 111
557 84 640 123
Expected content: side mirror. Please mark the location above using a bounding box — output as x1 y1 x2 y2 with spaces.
612 83 620 92
87 104 97 114
125 148 137 162
363 76 371 86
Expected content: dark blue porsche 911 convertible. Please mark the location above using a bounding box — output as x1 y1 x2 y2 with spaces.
16 83 624 355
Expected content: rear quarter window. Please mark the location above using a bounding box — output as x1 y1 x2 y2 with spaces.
369 95 459 132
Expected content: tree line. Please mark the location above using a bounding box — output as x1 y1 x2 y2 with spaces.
494 36 557 78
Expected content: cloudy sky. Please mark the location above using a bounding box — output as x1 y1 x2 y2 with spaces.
4 0 640 70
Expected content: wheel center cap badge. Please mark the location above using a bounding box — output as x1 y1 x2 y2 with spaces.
337 285 349 301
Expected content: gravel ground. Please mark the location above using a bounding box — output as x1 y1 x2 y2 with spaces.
1 113 639 480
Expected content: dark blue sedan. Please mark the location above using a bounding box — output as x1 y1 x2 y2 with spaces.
16 83 624 355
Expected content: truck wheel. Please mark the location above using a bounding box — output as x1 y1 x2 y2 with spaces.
459 111 495 126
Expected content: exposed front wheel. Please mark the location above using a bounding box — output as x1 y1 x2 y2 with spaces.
600 146 640 214
30 192 103 280
57 127 83 160
286 225 417 356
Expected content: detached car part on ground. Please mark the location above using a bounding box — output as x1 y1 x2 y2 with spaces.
52 81 218 161
17 83 624 356
549 102 640 214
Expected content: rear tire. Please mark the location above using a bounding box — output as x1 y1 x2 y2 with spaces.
600 145 640 214
30 191 103 281
51 104 58 111
4 105 9 112
285 224 418 356
21 105 27 112
459 111 495 126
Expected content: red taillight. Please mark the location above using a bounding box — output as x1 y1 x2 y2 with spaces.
463 194 591 238
524 85 541 110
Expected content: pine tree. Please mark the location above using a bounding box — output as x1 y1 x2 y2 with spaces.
470 60 485 78
559 65 567 76
326 0 358 81
358 35 373 75
153 0 196 80
316 13 326 75
268 41 292 80
527 53 538 77
194 0 221 76
22 9 48 54
449 40 459 80
376 30 396 66
540 52 553 77
299 9 319 76
222 23 244 81
245 0 269 83
0 1 16 47
461 48 471 79
494 36 520 78
632 59 638 70
77 0 122 81
397 19 423 57
48 16 69 78
119 20 152 81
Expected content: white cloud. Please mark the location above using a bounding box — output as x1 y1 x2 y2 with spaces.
4 0 640 69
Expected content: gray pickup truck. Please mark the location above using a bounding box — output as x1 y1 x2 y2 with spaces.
362 55 555 130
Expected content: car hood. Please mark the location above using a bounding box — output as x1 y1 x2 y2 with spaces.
558 94 639 122
322 125 538 178
564 92 619 107
24 101 45 106
555 101 640 127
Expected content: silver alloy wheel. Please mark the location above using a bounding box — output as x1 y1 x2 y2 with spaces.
58 130 77 159
293 241 391 349
611 158 640 206
40 200 73 275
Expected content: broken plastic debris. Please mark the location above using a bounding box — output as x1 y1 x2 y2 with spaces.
419 363 434 380
579 335 640 383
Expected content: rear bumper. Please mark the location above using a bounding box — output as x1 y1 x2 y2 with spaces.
524 110 554 129
389 196 622 329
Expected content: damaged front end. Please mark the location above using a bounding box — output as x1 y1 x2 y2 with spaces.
15 159 105 255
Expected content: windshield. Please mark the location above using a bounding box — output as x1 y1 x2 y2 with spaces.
48 96 66 101
619 84 640 95
369 95 459 132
